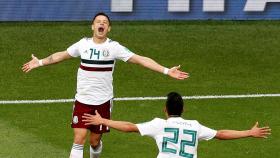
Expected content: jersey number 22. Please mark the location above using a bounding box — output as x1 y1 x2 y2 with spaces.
162 128 197 158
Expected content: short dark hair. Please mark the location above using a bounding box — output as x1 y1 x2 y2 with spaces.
166 92 184 116
92 12 111 25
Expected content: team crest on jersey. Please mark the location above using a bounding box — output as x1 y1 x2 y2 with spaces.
73 116 78 124
102 49 110 57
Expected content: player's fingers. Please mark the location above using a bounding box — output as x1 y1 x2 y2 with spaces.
82 119 92 122
22 65 27 71
261 129 271 133
261 136 268 138
22 65 30 72
261 131 271 135
81 115 89 119
83 113 93 117
175 70 188 75
81 119 88 122
25 67 32 73
23 63 30 68
179 73 189 78
262 126 270 129
95 110 100 115
177 76 186 80
178 74 189 79
179 72 189 75
261 127 271 132
82 115 93 119
25 68 31 73
262 132 271 136
22 67 28 72
23 63 30 67
32 54 35 59
176 74 186 79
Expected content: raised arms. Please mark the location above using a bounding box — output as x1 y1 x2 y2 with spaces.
22 51 72 73
127 54 189 80
215 122 271 140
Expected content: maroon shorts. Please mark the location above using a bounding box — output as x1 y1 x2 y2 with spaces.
71 100 112 133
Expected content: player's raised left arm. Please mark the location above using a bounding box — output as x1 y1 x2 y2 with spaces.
127 54 189 80
215 122 271 140
82 111 139 133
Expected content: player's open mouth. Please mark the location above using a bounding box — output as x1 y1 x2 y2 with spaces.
98 27 104 32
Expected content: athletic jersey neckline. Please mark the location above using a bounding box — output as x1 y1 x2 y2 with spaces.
91 37 109 45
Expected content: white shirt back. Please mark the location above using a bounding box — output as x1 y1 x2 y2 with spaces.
136 117 217 158
67 38 134 105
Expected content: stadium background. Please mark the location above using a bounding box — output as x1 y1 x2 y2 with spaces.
1 0 280 20
0 0 279 158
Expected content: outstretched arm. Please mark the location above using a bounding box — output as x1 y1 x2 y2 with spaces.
215 122 271 140
127 54 189 80
82 111 139 133
22 51 72 73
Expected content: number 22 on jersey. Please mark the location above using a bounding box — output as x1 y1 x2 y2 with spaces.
162 128 197 158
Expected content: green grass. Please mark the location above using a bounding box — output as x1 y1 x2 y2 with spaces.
0 98 278 158
0 21 279 157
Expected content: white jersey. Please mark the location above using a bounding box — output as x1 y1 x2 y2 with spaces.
67 37 134 105
136 117 217 158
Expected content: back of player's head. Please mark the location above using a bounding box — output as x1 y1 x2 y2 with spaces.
92 12 111 26
166 92 184 116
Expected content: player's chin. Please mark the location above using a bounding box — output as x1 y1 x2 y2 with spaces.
96 32 107 38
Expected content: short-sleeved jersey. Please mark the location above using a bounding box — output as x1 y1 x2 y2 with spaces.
67 37 134 105
136 117 217 158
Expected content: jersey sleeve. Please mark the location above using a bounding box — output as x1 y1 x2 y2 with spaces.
67 39 84 57
111 42 135 62
136 118 162 137
197 122 217 141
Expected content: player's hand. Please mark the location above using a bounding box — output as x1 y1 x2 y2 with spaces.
168 65 189 80
22 54 40 73
82 110 103 125
249 122 271 138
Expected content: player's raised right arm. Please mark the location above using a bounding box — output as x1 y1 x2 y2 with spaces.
82 111 139 133
22 51 72 73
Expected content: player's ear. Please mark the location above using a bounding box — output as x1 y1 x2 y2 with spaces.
108 26 111 32
164 106 168 117
91 24 94 31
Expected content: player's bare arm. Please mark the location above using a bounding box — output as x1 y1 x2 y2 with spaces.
127 54 189 80
22 51 72 73
82 111 139 133
215 122 271 140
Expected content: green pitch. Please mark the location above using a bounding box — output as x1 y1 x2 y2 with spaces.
0 21 279 158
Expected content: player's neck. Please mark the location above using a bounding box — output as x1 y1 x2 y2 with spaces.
93 36 107 44
168 115 181 118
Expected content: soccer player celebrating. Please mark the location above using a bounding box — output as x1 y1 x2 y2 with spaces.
22 13 189 158
82 92 271 158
